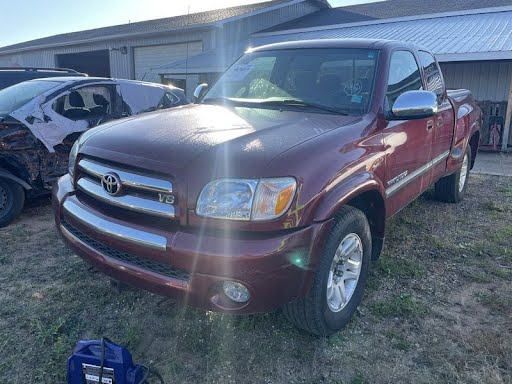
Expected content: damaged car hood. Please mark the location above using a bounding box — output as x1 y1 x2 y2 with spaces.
80 104 360 175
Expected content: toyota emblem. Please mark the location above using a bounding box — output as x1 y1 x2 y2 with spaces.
101 173 122 196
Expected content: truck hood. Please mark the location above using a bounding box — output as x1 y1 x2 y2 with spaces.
80 104 359 176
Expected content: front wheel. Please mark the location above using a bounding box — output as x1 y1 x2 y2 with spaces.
283 206 371 336
0 178 25 228
434 146 471 203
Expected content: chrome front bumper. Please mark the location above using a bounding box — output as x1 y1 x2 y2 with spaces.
62 199 167 251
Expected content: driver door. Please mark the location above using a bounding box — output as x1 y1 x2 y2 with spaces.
383 50 434 216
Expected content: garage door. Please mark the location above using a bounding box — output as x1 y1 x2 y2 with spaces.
134 42 203 84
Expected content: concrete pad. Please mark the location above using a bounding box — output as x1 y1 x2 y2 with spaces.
472 151 512 177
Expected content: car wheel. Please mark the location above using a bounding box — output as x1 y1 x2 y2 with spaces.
283 206 371 336
0 178 25 228
434 146 471 203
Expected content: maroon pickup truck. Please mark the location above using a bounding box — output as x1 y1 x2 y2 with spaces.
53 39 481 336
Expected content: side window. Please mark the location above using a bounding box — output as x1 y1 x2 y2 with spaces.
418 51 445 102
386 50 423 109
52 85 113 121
157 91 181 109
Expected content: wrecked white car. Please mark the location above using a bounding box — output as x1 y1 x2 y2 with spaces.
0 77 189 226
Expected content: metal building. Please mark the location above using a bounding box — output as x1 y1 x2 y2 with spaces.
1 0 511 150
147 0 512 152
0 0 328 96
249 3 512 151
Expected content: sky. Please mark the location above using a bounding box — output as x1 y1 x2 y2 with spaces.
1 0 383 48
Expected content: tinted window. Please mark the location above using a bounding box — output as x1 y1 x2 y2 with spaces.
418 51 445 101
386 50 423 109
0 80 62 114
204 48 379 115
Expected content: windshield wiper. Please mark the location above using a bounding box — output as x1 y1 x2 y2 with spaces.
257 99 348 115
201 97 241 106
202 97 349 115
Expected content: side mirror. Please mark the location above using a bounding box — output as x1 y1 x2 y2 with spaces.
390 90 438 120
193 83 208 103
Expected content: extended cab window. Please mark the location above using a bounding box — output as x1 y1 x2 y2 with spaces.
418 50 445 102
203 48 379 115
52 85 113 121
386 50 423 109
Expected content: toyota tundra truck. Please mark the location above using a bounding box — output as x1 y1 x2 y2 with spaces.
53 39 481 336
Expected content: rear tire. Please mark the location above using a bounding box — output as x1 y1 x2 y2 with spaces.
283 206 371 336
434 146 471 203
0 178 25 228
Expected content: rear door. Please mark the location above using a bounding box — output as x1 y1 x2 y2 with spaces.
383 50 434 216
418 50 453 182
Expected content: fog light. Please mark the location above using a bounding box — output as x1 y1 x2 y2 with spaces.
222 281 250 303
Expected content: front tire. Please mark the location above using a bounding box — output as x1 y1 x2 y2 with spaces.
0 178 25 228
434 146 471 203
283 206 371 336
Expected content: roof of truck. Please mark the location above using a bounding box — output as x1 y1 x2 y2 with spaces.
250 38 424 52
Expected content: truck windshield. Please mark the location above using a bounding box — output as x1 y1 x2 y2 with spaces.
0 80 62 115
203 48 379 115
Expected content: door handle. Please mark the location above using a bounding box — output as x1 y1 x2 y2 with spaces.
426 120 434 131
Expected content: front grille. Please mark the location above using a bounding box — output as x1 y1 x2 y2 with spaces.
76 157 176 219
62 220 190 280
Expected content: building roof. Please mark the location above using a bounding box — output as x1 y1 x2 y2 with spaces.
153 41 250 74
0 0 318 54
262 0 512 32
252 7 512 61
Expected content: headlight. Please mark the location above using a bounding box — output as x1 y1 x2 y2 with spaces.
68 140 80 177
196 177 296 221
68 129 96 177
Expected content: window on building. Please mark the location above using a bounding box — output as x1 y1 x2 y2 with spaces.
386 50 423 109
418 50 445 102
166 78 186 90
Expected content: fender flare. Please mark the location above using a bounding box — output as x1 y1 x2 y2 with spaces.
0 168 32 190
313 171 386 224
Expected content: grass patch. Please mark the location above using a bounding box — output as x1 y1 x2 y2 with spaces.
481 201 509 213
370 294 429 319
375 257 425 279
461 269 493 283
384 330 412 351
350 372 368 384
465 330 512 374
499 186 512 197
476 292 512 315
492 226 512 243
424 234 455 252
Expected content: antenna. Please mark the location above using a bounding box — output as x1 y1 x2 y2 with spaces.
184 4 190 95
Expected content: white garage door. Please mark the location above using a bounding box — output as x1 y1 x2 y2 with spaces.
134 41 203 84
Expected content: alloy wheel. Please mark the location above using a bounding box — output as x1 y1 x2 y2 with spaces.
459 153 469 192
326 233 363 312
